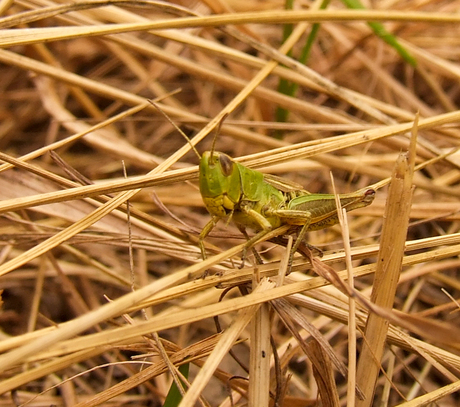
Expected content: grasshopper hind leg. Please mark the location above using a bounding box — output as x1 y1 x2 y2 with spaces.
288 220 312 273
269 236 322 258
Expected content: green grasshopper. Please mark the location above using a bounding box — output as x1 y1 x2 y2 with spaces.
149 102 375 268
198 149 375 267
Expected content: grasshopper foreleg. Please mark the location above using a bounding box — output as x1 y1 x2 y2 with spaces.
239 228 275 266
199 216 221 260
236 224 265 267
236 203 274 268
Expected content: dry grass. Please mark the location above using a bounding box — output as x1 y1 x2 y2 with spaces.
0 1 459 406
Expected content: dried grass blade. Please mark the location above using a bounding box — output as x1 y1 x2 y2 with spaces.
248 301 271 407
271 298 347 377
1 10 460 48
304 339 340 407
177 278 276 407
0 245 244 375
74 334 222 407
392 379 460 407
355 117 417 407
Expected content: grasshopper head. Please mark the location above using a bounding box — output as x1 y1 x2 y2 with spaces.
199 151 242 217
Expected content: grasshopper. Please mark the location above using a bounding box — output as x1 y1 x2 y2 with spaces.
148 102 375 268
198 148 375 267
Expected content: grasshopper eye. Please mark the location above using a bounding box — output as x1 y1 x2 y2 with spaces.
363 189 376 203
219 154 234 177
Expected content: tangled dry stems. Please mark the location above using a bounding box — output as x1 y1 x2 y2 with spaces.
0 1 459 406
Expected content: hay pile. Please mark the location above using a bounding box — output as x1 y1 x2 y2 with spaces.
0 1 459 406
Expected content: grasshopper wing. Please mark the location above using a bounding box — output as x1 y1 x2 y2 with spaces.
263 173 310 194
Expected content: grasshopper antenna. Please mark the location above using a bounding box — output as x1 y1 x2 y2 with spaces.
148 99 201 160
209 113 228 164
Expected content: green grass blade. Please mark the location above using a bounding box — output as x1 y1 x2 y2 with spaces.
275 0 329 138
163 363 190 407
341 0 417 66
